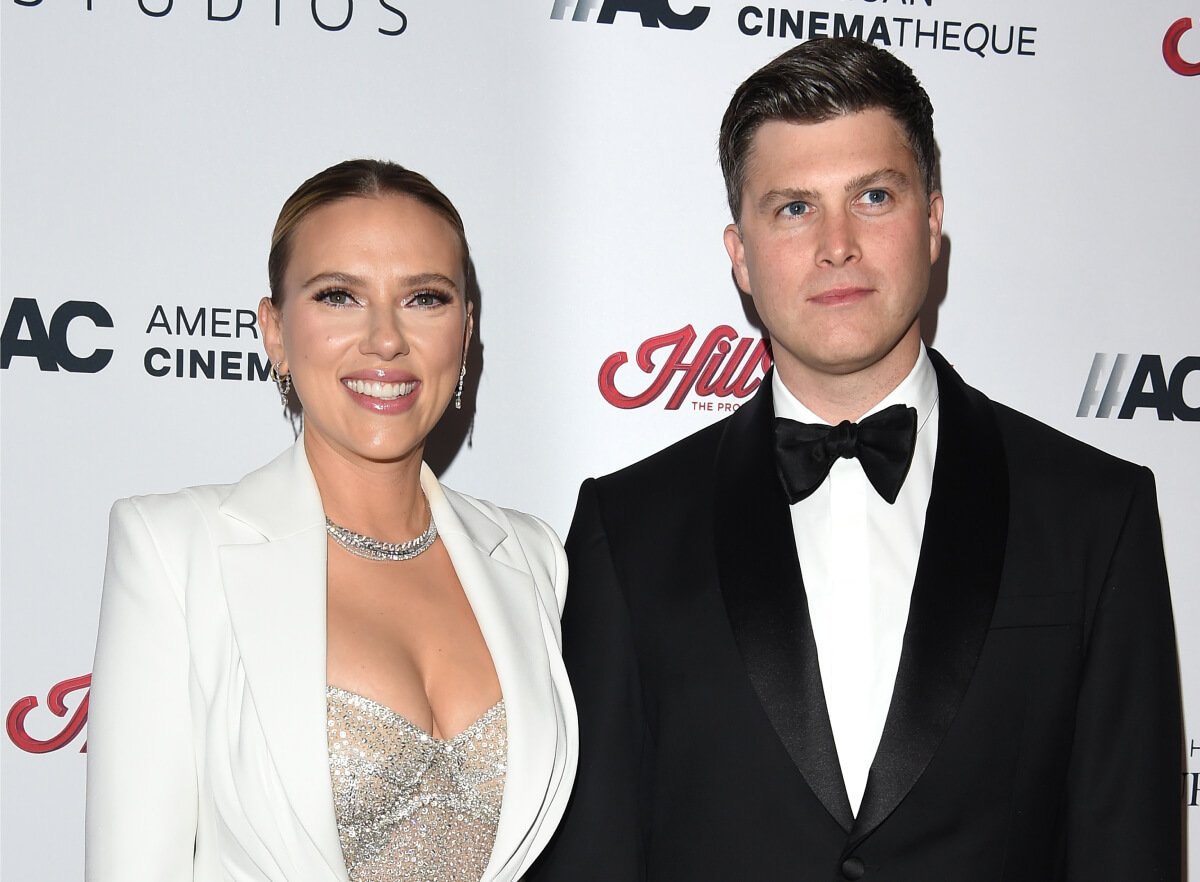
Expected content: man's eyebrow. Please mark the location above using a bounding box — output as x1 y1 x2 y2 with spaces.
845 168 912 193
756 187 817 212
753 169 912 214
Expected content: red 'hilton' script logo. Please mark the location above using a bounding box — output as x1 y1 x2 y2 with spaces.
7 674 90 753
599 324 771 410
1164 17 1200 75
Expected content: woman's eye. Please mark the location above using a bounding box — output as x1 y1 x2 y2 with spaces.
315 288 354 306
408 291 450 308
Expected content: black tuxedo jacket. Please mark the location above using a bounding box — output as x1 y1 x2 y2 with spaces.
530 350 1181 882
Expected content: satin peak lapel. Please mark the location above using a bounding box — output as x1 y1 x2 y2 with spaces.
218 442 349 881
714 377 854 831
851 350 1008 845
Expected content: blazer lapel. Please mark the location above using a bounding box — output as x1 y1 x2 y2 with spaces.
422 468 570 881
851 349 1009 844
714 376 854 831
217 441 349 881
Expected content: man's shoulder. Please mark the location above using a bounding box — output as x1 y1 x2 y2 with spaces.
594 414 730 492
951 372 1154 504
991 399 1148 482
935 349 1151 487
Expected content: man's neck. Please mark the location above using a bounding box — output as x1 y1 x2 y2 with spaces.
776 338 922 424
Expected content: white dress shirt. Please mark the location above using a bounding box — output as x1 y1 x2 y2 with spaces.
772 346 939 815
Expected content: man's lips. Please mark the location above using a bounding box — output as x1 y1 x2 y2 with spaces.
810 287 872 306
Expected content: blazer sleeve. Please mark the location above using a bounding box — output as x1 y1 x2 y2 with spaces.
526 478 650 881
1064 467 1182 881
85 498 198 882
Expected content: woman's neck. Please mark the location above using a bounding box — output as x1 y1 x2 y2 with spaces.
303 432 430 542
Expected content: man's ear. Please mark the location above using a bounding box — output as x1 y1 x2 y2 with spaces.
724 223 752 294
927 190 945 265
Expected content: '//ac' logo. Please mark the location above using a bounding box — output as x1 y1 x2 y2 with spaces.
1077 353 1200 421
551 0 709 30
1 298 114 373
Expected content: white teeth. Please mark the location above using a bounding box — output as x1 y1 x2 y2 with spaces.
344 379 416 400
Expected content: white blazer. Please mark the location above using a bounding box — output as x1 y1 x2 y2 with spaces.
85 441 577 882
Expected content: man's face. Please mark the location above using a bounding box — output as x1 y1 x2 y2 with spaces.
724 109 943 398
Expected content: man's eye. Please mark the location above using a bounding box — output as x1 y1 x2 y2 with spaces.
861 189 890 206
780 202 810 218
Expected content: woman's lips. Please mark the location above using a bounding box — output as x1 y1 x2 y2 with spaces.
342 378 416 400
341 376 420 413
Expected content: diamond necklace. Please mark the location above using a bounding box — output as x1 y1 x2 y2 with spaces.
325 507 438 562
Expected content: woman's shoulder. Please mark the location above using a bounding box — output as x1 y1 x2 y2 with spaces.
114 442 306 519
439 483 562 553
112 481 232 524
109 444 303 542
107 482 240 560
438 483 570 622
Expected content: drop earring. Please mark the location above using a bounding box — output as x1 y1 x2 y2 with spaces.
454 363 466 410
270 362 291 408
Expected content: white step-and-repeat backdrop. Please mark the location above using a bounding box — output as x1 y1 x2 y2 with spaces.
2 1 1197 877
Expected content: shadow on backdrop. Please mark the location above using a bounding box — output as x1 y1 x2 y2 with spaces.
426 258 484 476
921 233 950 350
923 146 950 349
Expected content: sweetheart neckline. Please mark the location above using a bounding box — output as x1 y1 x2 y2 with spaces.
326 684 505 744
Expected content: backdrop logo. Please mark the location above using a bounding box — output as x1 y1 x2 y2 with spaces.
6 674 90 754
735 5 1038 58
1164 17 1200 75
144 304 270 382
1077 353 1200 421
551 0 710 30
1 298 114 373
13 0 407 37
1186 739 1200 807
599 324 770 411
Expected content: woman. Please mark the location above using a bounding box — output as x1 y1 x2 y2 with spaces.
85 159 577 882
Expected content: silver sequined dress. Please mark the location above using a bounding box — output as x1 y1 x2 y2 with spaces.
326 686 507 882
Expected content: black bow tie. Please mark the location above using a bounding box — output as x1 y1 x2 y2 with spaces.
774 403 918 505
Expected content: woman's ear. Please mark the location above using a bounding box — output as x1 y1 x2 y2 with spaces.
258 297 286 371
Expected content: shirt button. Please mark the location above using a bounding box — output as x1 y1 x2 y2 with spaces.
840 856 865 880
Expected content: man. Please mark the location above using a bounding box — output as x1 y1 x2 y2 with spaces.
530 38 1182 881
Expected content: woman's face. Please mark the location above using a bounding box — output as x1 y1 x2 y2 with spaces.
260 193 470 467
